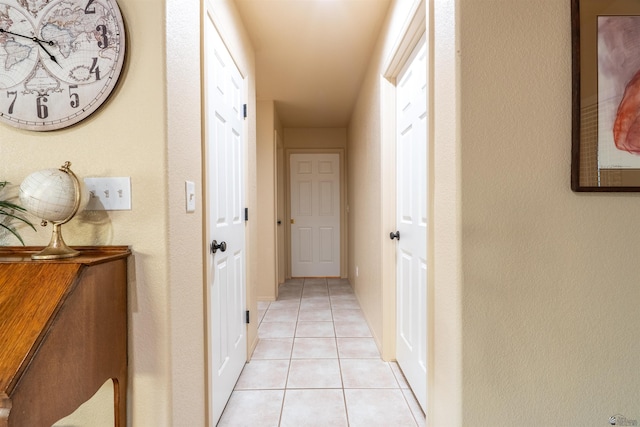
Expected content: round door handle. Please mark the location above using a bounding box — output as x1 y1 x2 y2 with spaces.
210 240 227 254
389 231 400 241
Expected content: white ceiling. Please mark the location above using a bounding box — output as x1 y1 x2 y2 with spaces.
233 0 392 128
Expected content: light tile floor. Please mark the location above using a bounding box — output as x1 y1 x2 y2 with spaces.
218 278 426 427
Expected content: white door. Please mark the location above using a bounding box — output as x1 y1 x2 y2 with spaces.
204 13 246 425
290 153 340 277
394 36 427 413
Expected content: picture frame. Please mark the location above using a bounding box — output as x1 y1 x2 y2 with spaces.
572 0 640 191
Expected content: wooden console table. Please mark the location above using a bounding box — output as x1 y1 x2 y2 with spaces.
0 246 130 427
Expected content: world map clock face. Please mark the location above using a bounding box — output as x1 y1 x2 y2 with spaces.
0 0 125 131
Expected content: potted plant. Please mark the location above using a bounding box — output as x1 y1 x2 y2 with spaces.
0 181 36 245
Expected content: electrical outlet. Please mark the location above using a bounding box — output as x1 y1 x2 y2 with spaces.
84 177 132 211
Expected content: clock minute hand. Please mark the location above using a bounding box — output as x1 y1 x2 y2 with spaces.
0 28 60 66
0 28 27 39
0 28 55 46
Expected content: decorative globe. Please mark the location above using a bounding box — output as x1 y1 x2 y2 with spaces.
18 162 85 260
19 168 79 223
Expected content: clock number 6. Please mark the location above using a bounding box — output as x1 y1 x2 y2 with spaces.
36 96 48 119
7 91 17 114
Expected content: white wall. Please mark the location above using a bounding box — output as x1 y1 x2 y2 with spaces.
166 0 205 425
284 128 347 150
459 0 640 425
1 0 258 425
1 0 169 425
346 0 640 424
431 0 462 425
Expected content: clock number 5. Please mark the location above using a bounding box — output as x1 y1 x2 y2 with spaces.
7 91 17 114
36 96 48 119
69 85 80 108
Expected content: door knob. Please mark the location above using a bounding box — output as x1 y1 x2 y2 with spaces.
389 231 400 241
210 240 227 254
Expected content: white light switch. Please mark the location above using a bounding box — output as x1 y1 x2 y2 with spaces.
185 181 196 213
84 177 132 211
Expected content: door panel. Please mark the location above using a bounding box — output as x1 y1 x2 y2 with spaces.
204 12 246 426
299 228 313 262
290 153 340 277
319 227 334 262
395 36 428 413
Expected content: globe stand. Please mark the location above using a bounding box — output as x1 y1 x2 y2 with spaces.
32 222 80 260
31 162 82 260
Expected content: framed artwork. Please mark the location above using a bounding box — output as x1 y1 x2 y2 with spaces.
572 0 640 191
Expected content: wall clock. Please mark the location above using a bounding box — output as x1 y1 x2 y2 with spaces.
0 0 126 131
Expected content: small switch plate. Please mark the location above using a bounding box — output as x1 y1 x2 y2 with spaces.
185 181 196 213
84 177 132 211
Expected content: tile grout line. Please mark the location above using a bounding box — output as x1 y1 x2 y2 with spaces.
278 278 305 426
330 280 353 427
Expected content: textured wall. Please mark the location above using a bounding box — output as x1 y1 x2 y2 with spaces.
431 0 462 424
1 0 259 425
168 1 259 425
166 0 205 425
284 128 347 150
0 0 169 425
460 0 640 425
257 101 277 300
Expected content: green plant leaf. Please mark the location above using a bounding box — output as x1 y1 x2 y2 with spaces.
0 200 28 213
0 181 36 245
1 210 37 231
0 223 26 245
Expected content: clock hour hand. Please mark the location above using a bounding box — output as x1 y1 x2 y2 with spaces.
35 39 62 67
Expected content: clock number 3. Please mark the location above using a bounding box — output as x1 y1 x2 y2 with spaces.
96 24 109 48
7 92 17 114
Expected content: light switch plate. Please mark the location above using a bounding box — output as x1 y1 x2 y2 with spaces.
185 181 196 213
84 177 132 211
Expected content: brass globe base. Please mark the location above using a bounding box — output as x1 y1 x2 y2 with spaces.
32 223 79 260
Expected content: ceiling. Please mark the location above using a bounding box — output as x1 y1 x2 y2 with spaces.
233 0 392 128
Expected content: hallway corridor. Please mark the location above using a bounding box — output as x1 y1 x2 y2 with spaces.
217 278 426 426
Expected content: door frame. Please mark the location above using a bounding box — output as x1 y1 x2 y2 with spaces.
380 0 431 414
284 148 347 279
275 130 286 288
